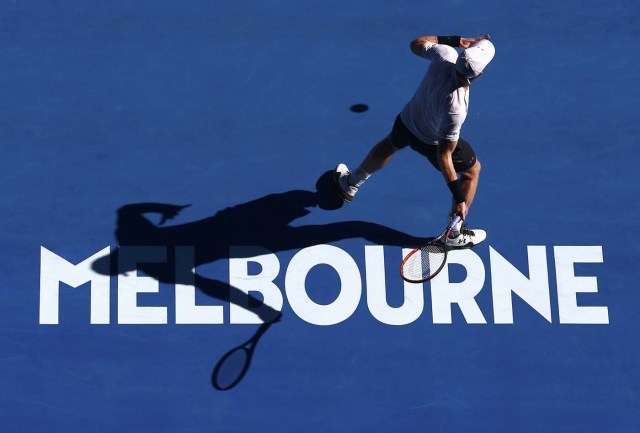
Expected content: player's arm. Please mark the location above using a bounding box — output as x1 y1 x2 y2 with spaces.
460 34 491 48
117 203 190 225
410 34 491 57
410 36 438 56
437 139 468 219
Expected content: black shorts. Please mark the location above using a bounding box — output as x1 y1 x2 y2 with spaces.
389 114 477 172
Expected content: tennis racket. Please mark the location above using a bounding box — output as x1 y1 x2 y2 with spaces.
211 320 275 391
399 215 462 283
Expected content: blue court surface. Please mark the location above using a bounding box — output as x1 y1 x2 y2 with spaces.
2 1 639 432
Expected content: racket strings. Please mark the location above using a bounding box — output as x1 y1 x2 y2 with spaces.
402 241 447 281
213 348 251 390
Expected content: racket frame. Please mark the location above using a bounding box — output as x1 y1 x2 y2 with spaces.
212 321 273 391
399 215 461 283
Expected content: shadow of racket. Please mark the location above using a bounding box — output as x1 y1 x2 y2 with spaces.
212 317 279 391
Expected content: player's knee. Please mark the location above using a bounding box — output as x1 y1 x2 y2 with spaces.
473 158 481 174
371 137 397 160
385 135 402 151
463 158 481 179
382 136 399 152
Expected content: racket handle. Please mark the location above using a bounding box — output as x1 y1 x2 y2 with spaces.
447 215 462 230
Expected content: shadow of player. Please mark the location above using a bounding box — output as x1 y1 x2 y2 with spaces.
92 170 425 388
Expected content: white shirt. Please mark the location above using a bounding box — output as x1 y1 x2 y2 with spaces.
400 42 468 145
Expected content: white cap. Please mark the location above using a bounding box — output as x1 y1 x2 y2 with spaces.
455 39 495 79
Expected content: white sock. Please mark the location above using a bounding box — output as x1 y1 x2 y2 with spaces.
348 167 371 187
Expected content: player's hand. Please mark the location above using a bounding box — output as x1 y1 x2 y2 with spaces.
450 201 468 221
460 34 490 49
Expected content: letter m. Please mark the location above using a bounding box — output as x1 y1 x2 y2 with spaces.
39 246 111 324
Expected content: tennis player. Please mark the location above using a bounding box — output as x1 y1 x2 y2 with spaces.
335 34 495 249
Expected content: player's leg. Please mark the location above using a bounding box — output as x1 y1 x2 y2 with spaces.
359 135 398 173
335 136 397 202
412 138 486 248
459 157 481 209
447 141 485 247
335 115 410 202
445 156 485 248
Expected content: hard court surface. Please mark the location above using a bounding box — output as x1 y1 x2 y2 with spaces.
1 1 639 432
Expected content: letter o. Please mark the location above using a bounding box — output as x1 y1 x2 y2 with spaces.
285 245 362 326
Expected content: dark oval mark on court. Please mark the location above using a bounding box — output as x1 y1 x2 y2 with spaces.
350 104 369 113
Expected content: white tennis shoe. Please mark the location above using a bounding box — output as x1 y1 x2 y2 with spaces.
446 227 487 249
334 163 359 202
